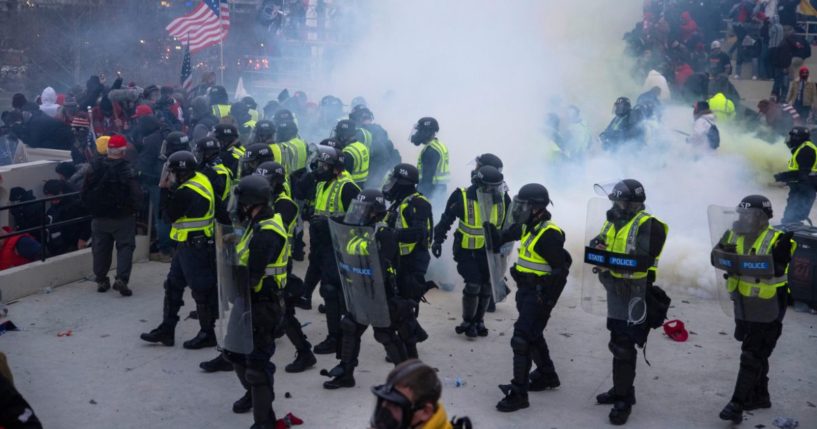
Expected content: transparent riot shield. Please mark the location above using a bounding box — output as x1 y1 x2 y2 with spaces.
216 223 254 354
477 188 510 303
580 197 650 323
329 219 392 328
708 205 780 323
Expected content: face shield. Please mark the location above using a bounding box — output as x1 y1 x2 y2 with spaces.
733 207 768 235
344 199 378 226
382 171 399 201
510 196 533 225
369 384 418 429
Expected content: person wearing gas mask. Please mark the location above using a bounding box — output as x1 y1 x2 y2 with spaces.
485 183 571 412
321 189 408 389
432 164 510 338
711 196 794 424
351 105 402 188
413 117 450 201
252 161 317 374
193 137 232 214
140 151 219 350
215 124 246 178
273 110 309 264
222 175 289 429
778 126 817 225
253 120 286 172
240 143 277 179
599 97 645 152
369 359 472 429
296 145 361 354
588 179 667 425
333 119 370 188
209 86 231 119
383 164 433 359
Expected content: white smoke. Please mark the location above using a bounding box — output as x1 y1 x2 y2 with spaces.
324 0 798 297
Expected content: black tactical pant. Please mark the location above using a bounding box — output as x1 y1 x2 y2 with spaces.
607 319 649 403
225 296 283 427
162 241 217 333
509 279 561 391
731 320 783 405
454 247 492 326
396 251 431 357
283 265 311 353
337 312 407 374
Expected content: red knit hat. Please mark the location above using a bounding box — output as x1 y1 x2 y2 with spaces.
663 320 689 342
132 104 153 118
107 134 127 149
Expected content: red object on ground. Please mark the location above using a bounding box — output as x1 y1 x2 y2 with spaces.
275 412 304 428
663 320 688 342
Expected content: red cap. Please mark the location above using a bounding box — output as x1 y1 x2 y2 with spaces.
132 104 153 118
800 66 810 75
107 134 127 149
663 319 689 342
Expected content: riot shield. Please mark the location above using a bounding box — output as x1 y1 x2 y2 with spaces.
708 205 780 323
329 219 392 328
477 188 510 303
580 197 649 323
216 223 254 354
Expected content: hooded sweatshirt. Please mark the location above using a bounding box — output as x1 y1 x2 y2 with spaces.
39 87 60 118
689 112 717 150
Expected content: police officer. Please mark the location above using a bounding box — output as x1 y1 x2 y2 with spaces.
209 86 231 119
352 105 402 187
215 124 245 178
141 151 218 350
413 117 450 200
779 127 817 225
253 120 287 170
273 111 309 263
193 137 232 208
223 175 288 428
589 179 667 425
297 146 361 354
232 102 256 144
713 195 794 423
348 105 373 148
599 97 645 152
159 131 192 161
487 184 571 412
383 164 433 358
253 161 317 373
322 189 408 389
333 119 370 188
432 165 510 338
240 143 276 178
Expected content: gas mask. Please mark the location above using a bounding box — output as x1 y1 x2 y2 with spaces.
410 126 432 146
606 201 642 222
313 160 335 182
370 386 421 429
510 197 532 225
732 208 767 235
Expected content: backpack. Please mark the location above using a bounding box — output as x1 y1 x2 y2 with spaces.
706 122 720 149
82 160 131 217
646 284 672 330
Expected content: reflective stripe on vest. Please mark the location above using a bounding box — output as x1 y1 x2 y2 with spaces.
395 193 432 256
212 104 231 119
275 192 298 256
230 145 246 161
456 188 505 250
314 171 358 217
212 163 233 202
600 211 667 280
417 139 450 185
359 128 373 148
236 214 289 292
788 141 817 172
343 141 370 183
725 227 788 298
170 172 215 242
515 221 562 276
282 138 308 171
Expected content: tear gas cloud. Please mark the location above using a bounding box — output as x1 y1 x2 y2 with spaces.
325 0 795 297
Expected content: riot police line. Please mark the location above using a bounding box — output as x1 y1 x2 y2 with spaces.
128 110 801 429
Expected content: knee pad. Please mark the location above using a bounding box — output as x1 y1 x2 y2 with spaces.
463 282 481 297
245 368 270 387
373 328 398 346
608 340 635 361
320 282 338 298
480 283 493 298
510 335 530 354
340 315 358 335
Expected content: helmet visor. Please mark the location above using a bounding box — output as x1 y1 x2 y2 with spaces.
733 207 768 234
382 171 398 199
344 200 376 226
510 196 533 225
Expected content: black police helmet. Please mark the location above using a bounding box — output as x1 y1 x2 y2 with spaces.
344 189 388 225
416 117 439 133
471 165 504 187
349 105 374 123
314 145 344 168
254 161 286 187
208 86 228 105
738 194 773 219
167 151 197 174
255 120 275 141
476 153 503 171
234 175 271 208
319 137 341 149
390 163 419 185
165 131 190 151
787 126 810 148
193 137 221 162
275 119 298 142
245 143 275 163
273 109 294 125
241 96 257 110
609 179 646 203
517 183 550 208
214 124 238 140
334 119 358 143
614 97 632 116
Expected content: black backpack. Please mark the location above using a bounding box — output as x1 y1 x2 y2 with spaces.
707 122 720 149
646 285 672 330
82 160 131 217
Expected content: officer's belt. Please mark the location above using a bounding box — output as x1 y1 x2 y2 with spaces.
583 247 654 272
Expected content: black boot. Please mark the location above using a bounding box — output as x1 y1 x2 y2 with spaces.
292 296 312 310
719 402 743 423
112 279 133 297
313 335 338 355
496 384 529 412
475 321 489 337
140 323 175 346
405 342 419 359
322 364 356 389
597 387 635 405
232 390 252 414
473 292 491 336
97 277 111 293
609 400 632 425
285 350 317 373
183 330 217 349
529 369 560 391
200 354 234 373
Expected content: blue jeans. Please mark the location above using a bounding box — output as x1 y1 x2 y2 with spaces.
781 182 816 225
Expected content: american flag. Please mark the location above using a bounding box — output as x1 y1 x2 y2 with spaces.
180 42 193 93
166 0 230 53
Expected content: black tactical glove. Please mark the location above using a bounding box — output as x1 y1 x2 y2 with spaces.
431 242 443 258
